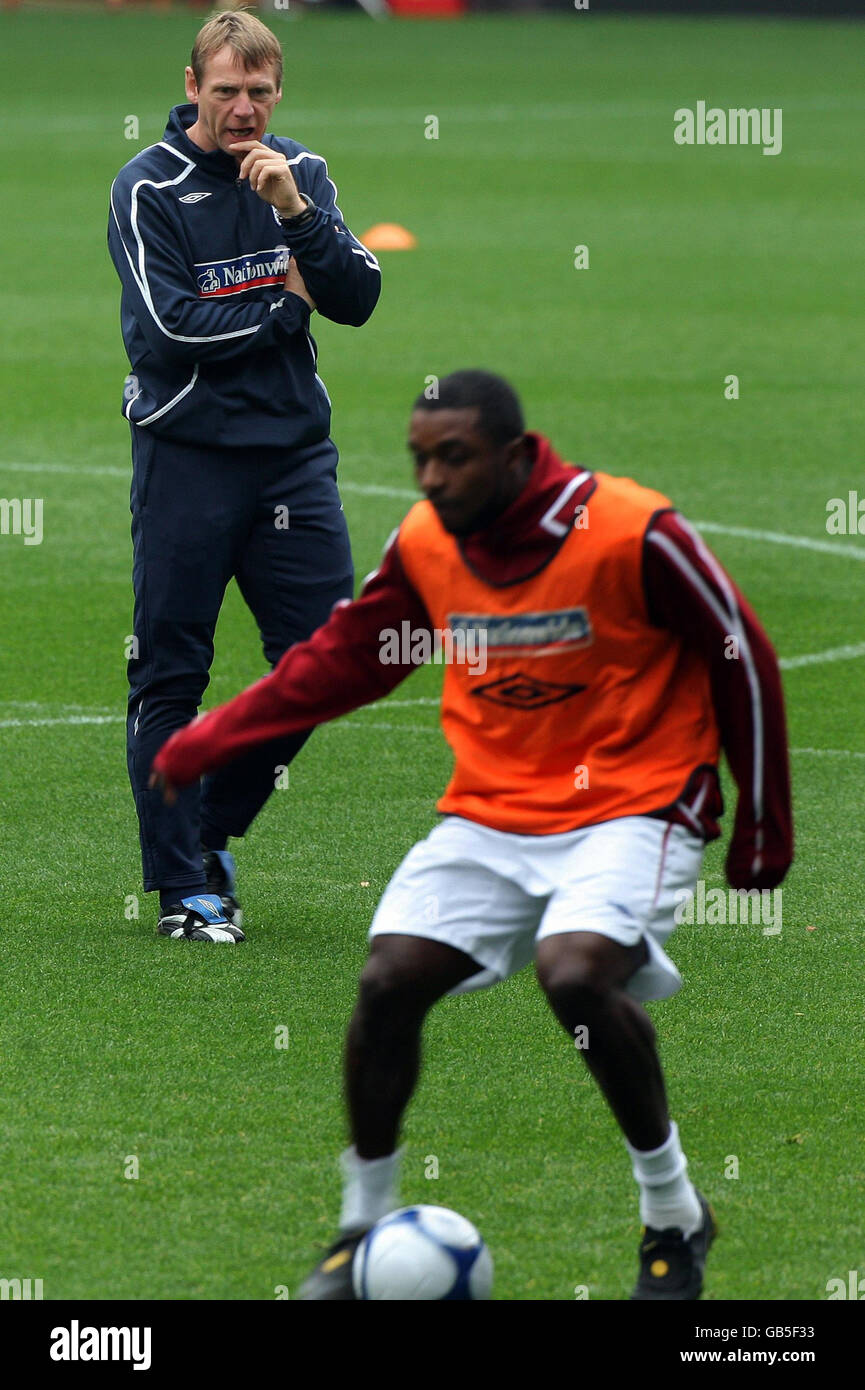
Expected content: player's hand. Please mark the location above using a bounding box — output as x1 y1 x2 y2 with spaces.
284 257 316 310
227 139 306 217
726 837 791 891
148 767 177 806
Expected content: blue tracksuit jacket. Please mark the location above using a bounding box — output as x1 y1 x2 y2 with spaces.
108 104 381 448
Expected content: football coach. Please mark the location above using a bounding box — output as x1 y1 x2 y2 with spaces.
108 9 381 942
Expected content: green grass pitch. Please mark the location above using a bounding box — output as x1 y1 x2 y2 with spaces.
0 8 863 1301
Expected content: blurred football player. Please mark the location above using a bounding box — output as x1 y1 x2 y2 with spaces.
152 370 793 1299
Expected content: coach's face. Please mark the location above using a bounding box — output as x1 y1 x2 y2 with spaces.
409 408 530 537
184 46 282 157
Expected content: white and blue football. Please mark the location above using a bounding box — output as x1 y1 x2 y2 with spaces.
352 1205 493 1301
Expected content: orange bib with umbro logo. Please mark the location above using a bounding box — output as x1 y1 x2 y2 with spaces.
397 472 720 835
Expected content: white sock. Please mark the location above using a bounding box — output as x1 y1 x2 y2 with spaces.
625 1121 702 1237
338 1146 401 1234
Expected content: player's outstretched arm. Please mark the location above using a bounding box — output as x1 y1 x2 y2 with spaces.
643 510 793 891
151 531 431 796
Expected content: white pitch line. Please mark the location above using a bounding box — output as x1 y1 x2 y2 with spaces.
1 716 862 761
10 94 863 139
3 637 865 732
0 701 116 713
1 460 419 500
0 694 438 717
791 747 865 760
339 720 437 734
3 461 129 478
780 642 865 670
693 521 865 563
0 709 439 732
353 697 439 709
0 100 714 139
5 460 865 560
342 480 417 501
0 712 439 736
0 714 123 729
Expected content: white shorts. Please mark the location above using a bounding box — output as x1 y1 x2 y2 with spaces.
369 815 704 1002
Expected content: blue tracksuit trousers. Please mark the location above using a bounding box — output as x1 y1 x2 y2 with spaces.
126 425 353 895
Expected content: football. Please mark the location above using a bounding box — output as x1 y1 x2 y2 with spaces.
352 1205 493 1301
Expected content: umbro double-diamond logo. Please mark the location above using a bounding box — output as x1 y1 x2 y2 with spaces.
179 192 212 203
471 673 587 709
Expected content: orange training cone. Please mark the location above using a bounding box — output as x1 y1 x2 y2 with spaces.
361 223 417 251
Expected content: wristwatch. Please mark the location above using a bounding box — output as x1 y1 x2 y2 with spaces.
279 194 316 228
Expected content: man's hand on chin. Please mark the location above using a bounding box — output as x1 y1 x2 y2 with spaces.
227 139 306 217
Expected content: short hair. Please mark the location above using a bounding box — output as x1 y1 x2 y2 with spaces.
191 9 283 91
412 369 525 448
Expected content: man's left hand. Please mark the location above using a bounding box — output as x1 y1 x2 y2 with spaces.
228 140 306 217
148 767 178 806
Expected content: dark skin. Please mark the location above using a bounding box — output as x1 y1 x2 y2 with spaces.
408 406 532 537
347 406 671 1158
348 934 668 1159
153 405 672 1154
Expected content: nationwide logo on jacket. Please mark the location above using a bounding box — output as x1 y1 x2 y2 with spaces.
196 246 291 298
